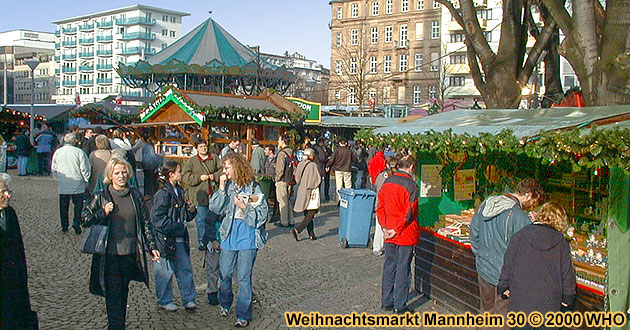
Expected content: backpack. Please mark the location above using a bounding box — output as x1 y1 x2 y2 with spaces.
279 149 296 185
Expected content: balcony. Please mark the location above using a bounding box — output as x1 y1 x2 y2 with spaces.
79 38 94 45
55 81 60 87
55 30 60 37
54 56 60 62
62 40 77 47
97 35 113 42
62 27 77 34
62 54 77 61
62 80 76 87
79 65 94 72
79 51 94 58
78 23 94 31
115 16 156 26
96 64 113 70
121 47 156 56
121 32 155 41
62 67 76 73
79 79 94 85
55 42 60 49
97 78 112 84
96 49 113 57
55 69 60 75
97 20 114 29
122 91 142 97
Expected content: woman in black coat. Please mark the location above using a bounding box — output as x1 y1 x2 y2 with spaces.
81 157 160 330
498 202 576 325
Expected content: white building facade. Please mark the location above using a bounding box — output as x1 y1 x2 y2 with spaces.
52 5 189 104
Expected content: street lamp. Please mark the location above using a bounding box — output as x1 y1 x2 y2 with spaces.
25 58 40 143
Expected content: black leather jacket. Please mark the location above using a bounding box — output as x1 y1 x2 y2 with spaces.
150 181 196 259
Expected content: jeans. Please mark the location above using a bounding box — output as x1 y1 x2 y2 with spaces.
382 243 413 310
104 254 136 330
59 192 87 231
219 248 257 321
17 155 29 175
320 171 331 200
195 206 210 247
205 248 220 294
354 170 365 189
153 242 196 305
275 181 293 226
334 171 352 201
37 152 50 175
478 275 509 330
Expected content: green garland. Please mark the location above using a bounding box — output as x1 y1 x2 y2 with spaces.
355 126 630 171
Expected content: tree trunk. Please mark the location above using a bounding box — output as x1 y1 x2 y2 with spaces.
480 60 522 108
541 6 563 108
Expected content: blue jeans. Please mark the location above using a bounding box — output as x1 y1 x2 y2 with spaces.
195 206 210 246
354 170 365 188
153 242 196 305
382 243 413 310
219 248 257 321
17 155 29 175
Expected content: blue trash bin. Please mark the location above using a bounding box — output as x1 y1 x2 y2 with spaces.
338 188 377 248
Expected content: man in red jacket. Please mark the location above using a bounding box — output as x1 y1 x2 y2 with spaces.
368 147 386 185
376 155 419 314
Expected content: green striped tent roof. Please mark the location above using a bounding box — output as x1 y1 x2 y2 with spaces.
148 18 274 68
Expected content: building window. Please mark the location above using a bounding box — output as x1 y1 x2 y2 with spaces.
170 16 176 23
351 3 359 17
372 1 379 15
399 24 408 47
384 55 392 73
350 29 358 45
415 22 424 40
401 0 409 12
449 76 465 86
335 90 342 100
399 54 408 72
429 85 436 98
415 53 423 71
433 0 440 8
336 32 342 46
483 31 492 42
371 27 378 44
417 0 424 10
450 54 466 64
162 15 168 22
477 9 492 19
431 21 440 39
350 57 357 74
450 32 464 42
385 26 393 43
386 0 393 14
335 61 342 75
413 85 422 104
170 30 176 37
564 75 575 87
348 87 356 104
337 7 343 19
161 43 167 49
162 29 167 36
430 52 439 71
370 56 378 73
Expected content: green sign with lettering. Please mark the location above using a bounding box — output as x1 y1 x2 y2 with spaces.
286 97 321 123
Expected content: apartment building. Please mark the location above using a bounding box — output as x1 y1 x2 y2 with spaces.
0 30 56 104
329 0 442 107
52 5 189 104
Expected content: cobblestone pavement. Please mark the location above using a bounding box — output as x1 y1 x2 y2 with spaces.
12 172 454 329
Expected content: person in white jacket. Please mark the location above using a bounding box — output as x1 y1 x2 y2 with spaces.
52 133 91 234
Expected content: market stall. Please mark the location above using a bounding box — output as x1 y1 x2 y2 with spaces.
356 105 630 327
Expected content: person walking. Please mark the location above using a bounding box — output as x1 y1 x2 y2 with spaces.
497 202 576 325
291 148 321 241
109 129 132 150
470 178 544 329
51 133 91 234
263 145 279 223
0 173 39 329
368 147 386 187
353 142 368 189
312 137 330 201
140 134 163 197
81 157 160 330
275 134 294 227
151 160 198 312
249 139 265 175
325 138 357 202
372 157 399 257
221 136 241 158
15 129 32 176
35 124 56 176
88 135 112 194
376 156 419 314
182 139 222 251
210 153 268 328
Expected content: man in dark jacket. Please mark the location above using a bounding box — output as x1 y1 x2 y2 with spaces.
0 173 39 329
326 138 357 202
82 126 105 157
376 156 419 314
15 129 32 176
35 124 56 176
275 134 293 226
470 178 544 329
312 137 330 201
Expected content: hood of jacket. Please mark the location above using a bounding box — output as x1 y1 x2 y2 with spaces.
480 195 519 220
522 223 565 251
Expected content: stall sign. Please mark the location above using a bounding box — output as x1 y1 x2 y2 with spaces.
421 165 443 198
454 169 476 201
286 97 321 123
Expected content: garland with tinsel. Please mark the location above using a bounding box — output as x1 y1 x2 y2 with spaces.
0 107 47 122
355 126 630 171
56 104 138 124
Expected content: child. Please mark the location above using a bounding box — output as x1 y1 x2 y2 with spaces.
497 202 576 319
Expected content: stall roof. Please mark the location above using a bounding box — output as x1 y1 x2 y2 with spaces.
184 92 279 111
312 116 401 128
373 105 630 137
1 104 75 120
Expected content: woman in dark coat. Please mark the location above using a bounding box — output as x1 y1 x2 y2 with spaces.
81 157 160 330
497 202 576 325
0 173 38 329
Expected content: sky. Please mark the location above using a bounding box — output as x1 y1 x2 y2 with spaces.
0 0 333 67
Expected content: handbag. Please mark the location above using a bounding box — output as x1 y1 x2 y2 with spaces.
306 188 320 210
79 225 109 255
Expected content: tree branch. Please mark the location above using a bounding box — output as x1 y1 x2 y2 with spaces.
464 39 486 94
539 0 573 37
518 20 557 86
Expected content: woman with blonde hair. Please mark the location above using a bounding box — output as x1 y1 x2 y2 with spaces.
498 202 576 322
210 153 268 327
81 157 160 330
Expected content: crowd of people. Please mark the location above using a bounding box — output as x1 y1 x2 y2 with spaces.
3 125 582 330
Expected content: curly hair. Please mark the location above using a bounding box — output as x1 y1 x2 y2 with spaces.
223 153 255 188
536 202 569 232
515 178 545 202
